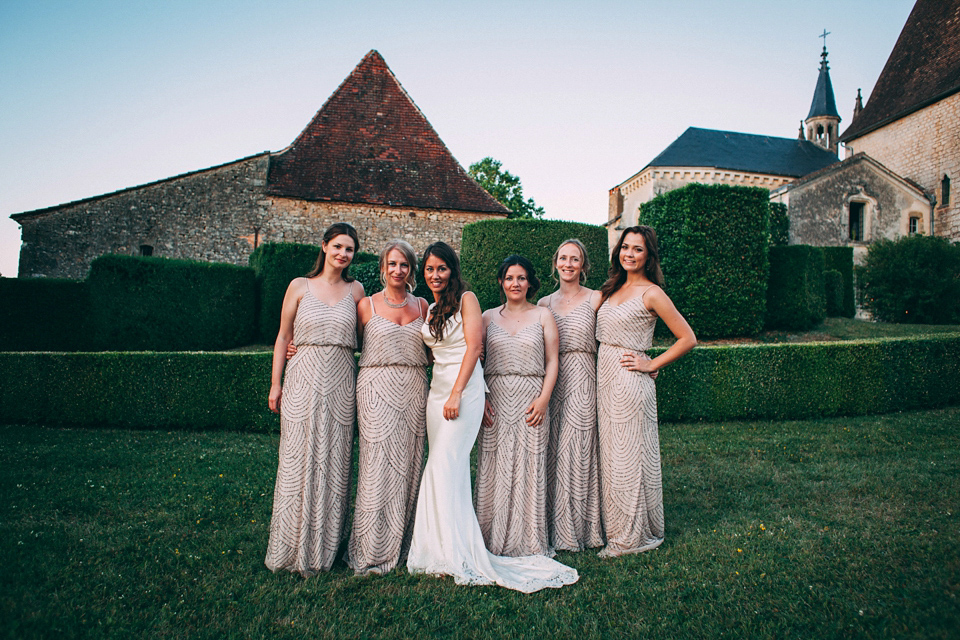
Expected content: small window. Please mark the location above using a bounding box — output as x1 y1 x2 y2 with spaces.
909 217 920 235
139 244 154 257
942 175 951 206
849 202 865 242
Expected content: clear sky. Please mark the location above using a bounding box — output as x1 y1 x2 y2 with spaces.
0 0 916 277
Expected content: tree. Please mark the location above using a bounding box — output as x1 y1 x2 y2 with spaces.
468 157 545 219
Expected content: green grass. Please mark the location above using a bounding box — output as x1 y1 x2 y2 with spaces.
2 409 959 638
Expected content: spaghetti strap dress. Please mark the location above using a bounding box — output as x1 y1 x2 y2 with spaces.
265 288 357 576
595 287 663 557
346 298 428 574
547 299 605 551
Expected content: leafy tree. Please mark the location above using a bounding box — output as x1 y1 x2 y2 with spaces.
468 157 545 219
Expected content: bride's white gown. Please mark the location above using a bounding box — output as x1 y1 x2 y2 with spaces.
407 305 579 593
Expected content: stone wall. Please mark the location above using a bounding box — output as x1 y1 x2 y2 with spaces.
13 153 506 279
845 92 960 240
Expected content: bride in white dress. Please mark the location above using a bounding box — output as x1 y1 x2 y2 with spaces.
406 242 578 593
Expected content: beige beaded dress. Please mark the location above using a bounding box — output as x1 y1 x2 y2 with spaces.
547 299 605 551
595 287 662 557
346 298 428 574
475 321 551 557
265 288 357 576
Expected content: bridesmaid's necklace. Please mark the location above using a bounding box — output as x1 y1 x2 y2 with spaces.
382 291 408 308
557 285 583 306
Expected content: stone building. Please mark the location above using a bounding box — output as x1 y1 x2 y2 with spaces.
12 51 509 278
606 46 841 249
778 0 960 248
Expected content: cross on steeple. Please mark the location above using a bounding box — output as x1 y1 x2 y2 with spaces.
820 29 831 48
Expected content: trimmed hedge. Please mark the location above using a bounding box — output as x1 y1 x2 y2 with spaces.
766 245 826 331
89 255 256 351
653 334 960 421
857 235 960 324
637 184 769 338
769 202 789 246
822 246 855 318
249 243 321 343
824 269 844 317
2 334 958 430
460 219 609 310
0 278 92 351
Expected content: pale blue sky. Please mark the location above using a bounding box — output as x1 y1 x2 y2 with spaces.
0 0 915 277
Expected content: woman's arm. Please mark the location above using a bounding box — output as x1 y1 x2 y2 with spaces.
623 287 697 373
525 307 559 426
443 292 483 421
269 279 305 413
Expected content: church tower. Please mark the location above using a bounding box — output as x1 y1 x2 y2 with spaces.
805 43 841 154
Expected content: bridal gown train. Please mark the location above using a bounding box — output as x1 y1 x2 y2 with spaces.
406 304 579 593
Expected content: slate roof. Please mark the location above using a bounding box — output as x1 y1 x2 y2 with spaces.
807 48 840 120
266 51 509 214
641 127 839 179
840 0 960 142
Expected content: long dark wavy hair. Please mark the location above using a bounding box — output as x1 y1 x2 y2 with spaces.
497 254 540 306
599 225 665 304
305 223 360 280
421 242 469 341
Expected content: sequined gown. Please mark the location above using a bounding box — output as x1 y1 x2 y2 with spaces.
595 287 662 557
475 321 551 557
346 298 428 574
547 300 604 551
407 302 579 593
265 288 357 575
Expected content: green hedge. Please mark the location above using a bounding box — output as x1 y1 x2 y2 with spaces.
89 255 256 351
637 184 769 338
460 219 609 310
0 278 92 351
822 246 855 318
824 269 844 317
653 333 960 421
766 245 826 331
249 243 321 343
0 352 278 431
769 202 789 246
2 334 958 430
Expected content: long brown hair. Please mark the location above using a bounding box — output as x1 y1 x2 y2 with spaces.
305 223 360 280
599 225 665 304
421 242 468 341
497 254 540 306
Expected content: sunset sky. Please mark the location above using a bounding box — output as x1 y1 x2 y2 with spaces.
0 0 916 277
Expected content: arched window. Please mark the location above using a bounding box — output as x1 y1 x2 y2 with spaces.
942 175 951 206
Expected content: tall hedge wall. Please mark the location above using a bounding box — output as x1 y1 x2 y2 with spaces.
89 255 256 351
766 245 826 331
822 246 855 318
637 184 769 338
769 202 789 247
2 334 957 430
0 278 92 351
249 243 321 343
460 219 609 310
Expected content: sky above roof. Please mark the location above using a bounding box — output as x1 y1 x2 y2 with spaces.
0 0 915 277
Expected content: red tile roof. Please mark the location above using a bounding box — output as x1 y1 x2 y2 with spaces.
266 51 509 214
840 0 960 142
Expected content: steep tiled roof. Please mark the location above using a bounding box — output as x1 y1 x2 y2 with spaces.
806 48 840 120
840 0 960 142
643 127 839 178
266 51 509 214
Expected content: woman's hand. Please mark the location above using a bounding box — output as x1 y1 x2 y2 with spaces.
268 384 282 414
524 396 549 426
286 344 298 360
620 351 659 379
443 391 462 421
482 397 495 427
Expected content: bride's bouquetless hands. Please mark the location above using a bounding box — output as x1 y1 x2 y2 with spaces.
443 391 462 420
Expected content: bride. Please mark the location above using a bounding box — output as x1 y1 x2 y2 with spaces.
406 242 578 593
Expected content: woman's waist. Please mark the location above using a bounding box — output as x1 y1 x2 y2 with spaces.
598 341 650 352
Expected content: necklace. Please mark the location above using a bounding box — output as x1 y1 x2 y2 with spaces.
557 285 583 306
382 291 408 309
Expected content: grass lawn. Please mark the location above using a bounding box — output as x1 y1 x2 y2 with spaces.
2 408 958 638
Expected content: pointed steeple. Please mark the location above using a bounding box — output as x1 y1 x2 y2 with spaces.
853 88 863 119
804 40 842 154
798 120 806 140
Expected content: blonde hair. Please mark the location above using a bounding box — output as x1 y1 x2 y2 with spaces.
378 240 418 292
551 238 591 286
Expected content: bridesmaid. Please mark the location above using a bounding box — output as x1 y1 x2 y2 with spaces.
346 240 430 575
476 255 559 557
265 222 365 576
595 225 696 558
537 239 605 552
